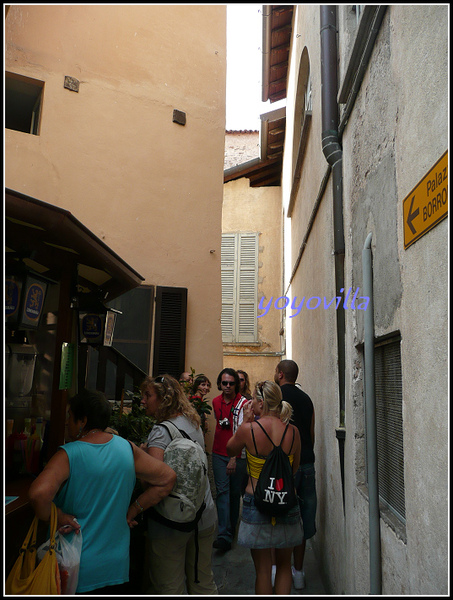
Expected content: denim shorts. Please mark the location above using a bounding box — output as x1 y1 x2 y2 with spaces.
237 494 304 549
295 463 317 539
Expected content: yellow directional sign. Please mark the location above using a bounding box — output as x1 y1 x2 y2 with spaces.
403 151 448 249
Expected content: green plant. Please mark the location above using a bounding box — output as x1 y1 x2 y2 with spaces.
178 366 196 396
189 395 212 434
109 389 154 445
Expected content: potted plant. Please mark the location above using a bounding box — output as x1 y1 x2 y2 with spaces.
109 389 154 445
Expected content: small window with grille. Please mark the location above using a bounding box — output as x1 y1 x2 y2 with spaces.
374 334 406 523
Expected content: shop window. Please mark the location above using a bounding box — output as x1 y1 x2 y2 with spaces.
108 285 154 373
221 232 258 344
88 285 187 395
374 334 406 522
5 72 44 135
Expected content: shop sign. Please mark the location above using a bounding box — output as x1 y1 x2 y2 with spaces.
12 274 48 330
5 276 23 323
79 312 105 344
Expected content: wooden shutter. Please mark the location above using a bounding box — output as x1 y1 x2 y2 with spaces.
238 233 258 343
221 234 236 342
153 286 187 378
221 233 258 343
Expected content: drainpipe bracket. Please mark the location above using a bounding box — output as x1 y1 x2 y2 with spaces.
335 427 346 440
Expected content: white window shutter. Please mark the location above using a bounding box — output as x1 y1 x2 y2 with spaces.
221 234 236 342
238 234 258 342
221 232 258 343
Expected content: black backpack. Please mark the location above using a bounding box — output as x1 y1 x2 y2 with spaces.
250 420 298 517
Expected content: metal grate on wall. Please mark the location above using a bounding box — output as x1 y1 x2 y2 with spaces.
374 336 406 522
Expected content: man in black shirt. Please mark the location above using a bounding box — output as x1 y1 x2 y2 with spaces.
275 360 317 590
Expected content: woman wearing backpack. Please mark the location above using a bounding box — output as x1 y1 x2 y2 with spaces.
226 380 303 595
140 374 218 595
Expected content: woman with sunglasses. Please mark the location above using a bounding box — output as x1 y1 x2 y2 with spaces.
226 380 303 595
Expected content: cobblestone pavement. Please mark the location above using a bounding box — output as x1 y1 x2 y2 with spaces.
208 454 327 595
211 537 328 595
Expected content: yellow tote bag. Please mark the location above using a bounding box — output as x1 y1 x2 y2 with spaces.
6 502 61 595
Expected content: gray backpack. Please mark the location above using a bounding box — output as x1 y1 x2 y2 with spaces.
150 420 208 531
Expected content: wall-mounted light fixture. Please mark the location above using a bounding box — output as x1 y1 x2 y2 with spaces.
77 295 121 346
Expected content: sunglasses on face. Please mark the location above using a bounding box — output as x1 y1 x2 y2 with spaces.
221 381 235 386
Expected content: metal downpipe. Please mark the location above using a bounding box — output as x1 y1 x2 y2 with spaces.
320 5 346 508
362 233 382 594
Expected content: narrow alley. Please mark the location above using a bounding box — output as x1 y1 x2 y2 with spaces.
212 538 327 595
4 5 449 595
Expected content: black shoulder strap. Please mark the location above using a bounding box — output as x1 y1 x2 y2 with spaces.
278 421 291 446
255 419 292 449
250 423 260 455
278 422 295 457
288 426 295 455
254 419 276 447
250 420 294 457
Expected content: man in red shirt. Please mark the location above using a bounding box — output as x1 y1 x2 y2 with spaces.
211 368 246 551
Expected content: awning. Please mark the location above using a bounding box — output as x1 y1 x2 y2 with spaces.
5 188 145 301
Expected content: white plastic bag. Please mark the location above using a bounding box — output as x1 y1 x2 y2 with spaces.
38 529 83 594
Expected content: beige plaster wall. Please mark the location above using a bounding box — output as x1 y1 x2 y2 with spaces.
283 4 448 595
222 177 284 387
5 5 227 441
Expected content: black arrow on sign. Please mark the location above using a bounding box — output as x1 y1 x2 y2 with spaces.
407 195 419 235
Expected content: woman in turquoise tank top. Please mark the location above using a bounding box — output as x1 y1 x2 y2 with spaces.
28 389 176 594
227 380 303 595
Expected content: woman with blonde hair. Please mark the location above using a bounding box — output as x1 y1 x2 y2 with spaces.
140 374 218 595
227 380 303 595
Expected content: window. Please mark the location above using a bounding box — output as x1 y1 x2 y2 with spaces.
292 48 312 173
221 232 258 344
109 284 188 378
374 335 406 522
288 47 312 218
108 286 154 373
5 72 44 135
86 285 187 396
